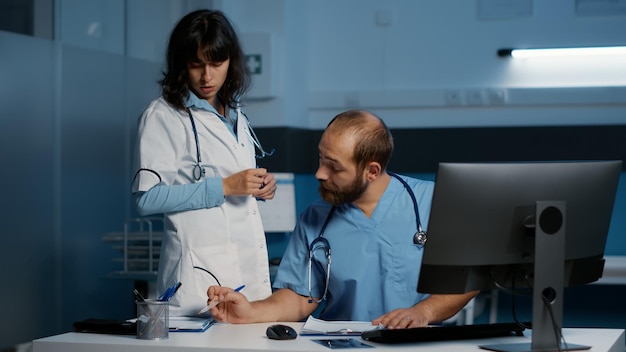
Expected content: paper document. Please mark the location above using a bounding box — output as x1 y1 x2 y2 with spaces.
300 316 383 336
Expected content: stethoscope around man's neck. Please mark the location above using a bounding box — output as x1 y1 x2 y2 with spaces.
187 109 274 181
307 171 428 303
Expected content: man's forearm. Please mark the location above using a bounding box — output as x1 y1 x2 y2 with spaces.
413 291 479 324
250 289 317 323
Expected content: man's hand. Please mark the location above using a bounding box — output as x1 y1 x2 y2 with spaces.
206 287 317 324
372 291 478 329
372 306 429 329
206 285 255 324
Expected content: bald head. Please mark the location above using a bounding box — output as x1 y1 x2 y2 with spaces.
326 110 380 133
324 110 394 172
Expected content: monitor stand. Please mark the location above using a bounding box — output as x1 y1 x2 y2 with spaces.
480 201 591 352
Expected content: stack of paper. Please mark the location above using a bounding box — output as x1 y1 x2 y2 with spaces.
300 316 383 336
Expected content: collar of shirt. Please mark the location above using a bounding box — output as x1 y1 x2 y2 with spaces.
184 91 238 137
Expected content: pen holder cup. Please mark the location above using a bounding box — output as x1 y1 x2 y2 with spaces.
136 299 169 340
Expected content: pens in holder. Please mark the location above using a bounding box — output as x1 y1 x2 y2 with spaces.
158 282 182 302
141 282 182 338
198 284 245 315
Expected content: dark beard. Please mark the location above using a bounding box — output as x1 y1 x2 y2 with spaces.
318 176 367 205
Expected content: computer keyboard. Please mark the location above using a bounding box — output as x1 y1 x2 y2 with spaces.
361 322 527 344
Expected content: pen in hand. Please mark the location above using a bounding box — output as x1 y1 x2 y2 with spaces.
198 284 245 315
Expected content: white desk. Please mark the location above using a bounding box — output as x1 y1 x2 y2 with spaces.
597 255 626 285
32 322 625 352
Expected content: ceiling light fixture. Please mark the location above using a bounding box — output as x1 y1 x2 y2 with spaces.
498 46 626 58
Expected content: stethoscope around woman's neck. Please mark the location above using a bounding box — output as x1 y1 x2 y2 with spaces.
187 108 274 181
307 171 428 303
188 111 205 181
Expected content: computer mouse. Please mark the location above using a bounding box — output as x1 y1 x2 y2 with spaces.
266 324 298 340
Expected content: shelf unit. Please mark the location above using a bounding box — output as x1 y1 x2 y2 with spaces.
102 217 164 281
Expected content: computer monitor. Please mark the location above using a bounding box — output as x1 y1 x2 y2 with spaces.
417 160 622 352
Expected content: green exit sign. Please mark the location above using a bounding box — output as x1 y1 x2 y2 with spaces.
246 54 262 74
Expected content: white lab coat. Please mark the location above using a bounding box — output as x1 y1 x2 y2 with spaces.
132 97 272 316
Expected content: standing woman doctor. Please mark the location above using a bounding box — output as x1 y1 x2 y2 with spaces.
131 9 277 316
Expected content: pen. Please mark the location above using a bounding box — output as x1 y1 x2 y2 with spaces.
198 284 245 315
255 166 267 201
166 282 182 301
133 289 146 303
133 289 154 324
159 281 182 302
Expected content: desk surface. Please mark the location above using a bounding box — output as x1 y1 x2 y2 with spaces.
597 255 626 285
32 322 625 352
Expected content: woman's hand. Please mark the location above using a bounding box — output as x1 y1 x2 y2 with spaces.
223 168 277 199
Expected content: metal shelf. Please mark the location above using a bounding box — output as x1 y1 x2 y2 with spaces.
102 217 163 279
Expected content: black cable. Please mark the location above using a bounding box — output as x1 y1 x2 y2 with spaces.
193 266 222 286
491 268 532 329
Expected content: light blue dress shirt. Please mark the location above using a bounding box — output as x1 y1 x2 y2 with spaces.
272 174 435 321
184 91 239 138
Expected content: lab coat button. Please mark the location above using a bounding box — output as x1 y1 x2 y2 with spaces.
252 210 257 215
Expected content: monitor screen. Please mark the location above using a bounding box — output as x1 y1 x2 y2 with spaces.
417 160 622 351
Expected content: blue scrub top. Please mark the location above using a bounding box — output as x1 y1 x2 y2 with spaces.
272 174 435 321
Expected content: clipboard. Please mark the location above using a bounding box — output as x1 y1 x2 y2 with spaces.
169 317 216 332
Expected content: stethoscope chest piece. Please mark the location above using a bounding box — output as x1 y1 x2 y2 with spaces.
413 231 427 246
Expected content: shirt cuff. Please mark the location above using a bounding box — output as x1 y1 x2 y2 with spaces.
204 177 225 206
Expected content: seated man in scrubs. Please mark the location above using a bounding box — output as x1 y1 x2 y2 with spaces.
207 109 478 328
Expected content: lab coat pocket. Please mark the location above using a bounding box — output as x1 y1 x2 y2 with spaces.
189 243 243 298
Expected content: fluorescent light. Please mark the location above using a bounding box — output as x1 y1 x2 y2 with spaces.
498 46 626 58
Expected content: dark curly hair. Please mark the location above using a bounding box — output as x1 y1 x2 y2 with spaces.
159 9 250 110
